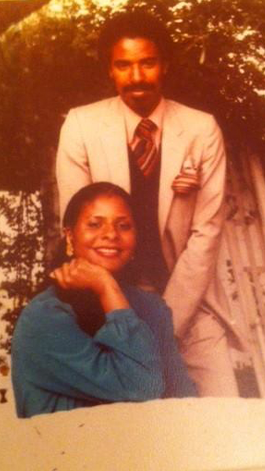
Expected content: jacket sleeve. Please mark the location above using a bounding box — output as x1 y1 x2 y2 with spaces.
56 109 92 220
164 116 226 338
12 298 164 404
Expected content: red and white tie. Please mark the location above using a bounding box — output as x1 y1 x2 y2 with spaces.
131 119 158 177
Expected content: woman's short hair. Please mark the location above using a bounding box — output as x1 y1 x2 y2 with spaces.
97 10 173 68
63 182 134 228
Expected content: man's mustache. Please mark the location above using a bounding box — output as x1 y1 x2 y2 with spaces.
123 83 155 93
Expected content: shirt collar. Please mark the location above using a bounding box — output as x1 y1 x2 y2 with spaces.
120 97 166 145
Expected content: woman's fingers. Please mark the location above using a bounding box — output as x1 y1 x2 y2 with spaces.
49 258 112 292
49 264 71 289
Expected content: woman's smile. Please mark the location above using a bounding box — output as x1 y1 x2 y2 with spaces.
93 246 121 257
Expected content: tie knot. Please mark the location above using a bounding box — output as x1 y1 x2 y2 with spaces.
135 119 157 140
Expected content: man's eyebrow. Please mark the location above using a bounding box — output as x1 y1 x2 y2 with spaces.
141 56 158 60
113 59 130 65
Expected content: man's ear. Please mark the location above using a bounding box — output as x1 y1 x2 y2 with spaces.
163 61 169 75
109 66 114 80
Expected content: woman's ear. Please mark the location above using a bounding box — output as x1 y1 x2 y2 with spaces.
65 229 74 258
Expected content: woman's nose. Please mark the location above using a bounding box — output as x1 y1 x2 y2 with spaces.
102 224 119 239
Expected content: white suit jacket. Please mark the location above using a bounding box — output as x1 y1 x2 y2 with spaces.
57 96 245 347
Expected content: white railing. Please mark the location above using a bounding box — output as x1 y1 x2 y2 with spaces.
220 152 265 396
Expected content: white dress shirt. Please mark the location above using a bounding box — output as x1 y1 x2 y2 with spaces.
120 97 165 149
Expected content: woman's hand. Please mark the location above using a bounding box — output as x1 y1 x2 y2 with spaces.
50 258 111 294
50 258 130 313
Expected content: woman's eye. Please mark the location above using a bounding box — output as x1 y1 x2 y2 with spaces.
117 222 132 231
87 221 101 229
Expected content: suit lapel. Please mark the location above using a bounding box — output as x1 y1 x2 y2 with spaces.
100 97 131 192
159 102 187 236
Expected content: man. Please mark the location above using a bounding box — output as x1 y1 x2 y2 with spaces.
56 10 246 396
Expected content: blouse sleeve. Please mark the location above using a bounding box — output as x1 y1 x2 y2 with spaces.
158 303 197 397
12 296 164 405
124 287 197 397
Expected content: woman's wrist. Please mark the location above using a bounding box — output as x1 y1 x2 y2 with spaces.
97 276 130 314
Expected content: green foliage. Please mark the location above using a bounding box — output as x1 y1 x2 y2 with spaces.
161 0 265 153
1 306 22 355
0 0 110 191
0 192 44 286
0 191 45 355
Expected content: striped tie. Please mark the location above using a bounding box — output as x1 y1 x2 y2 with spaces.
131 119 158 176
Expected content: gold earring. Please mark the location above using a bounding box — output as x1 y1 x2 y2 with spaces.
66 239 74 257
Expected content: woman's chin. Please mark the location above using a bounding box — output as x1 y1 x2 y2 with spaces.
90 258 126 274
84 252 129 274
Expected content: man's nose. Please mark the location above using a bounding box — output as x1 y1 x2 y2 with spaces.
131 64 143 83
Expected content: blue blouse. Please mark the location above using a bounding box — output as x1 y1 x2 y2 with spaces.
12 284 196 417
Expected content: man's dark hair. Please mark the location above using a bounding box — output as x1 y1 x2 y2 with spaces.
97 10 173 68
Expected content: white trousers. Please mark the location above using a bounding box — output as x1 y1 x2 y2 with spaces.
179 311 239 397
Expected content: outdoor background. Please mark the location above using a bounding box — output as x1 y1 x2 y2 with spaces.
1 0 265 404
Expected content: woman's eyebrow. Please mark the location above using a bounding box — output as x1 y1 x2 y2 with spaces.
114 216 133 222
86 215 130 220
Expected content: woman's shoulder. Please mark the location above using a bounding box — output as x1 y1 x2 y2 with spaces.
25 286 66 311
16 286 74 329
122 284 171 317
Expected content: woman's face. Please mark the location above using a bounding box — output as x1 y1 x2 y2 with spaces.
66 195 136 273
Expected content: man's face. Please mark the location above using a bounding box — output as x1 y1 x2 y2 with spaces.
109 37 168 117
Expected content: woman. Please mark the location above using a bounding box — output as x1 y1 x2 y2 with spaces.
12 183 196 418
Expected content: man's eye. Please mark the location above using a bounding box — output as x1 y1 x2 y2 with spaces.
142 58 157 67
115 61 129 70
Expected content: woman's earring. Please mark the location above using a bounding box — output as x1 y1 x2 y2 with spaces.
66 239 74 257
